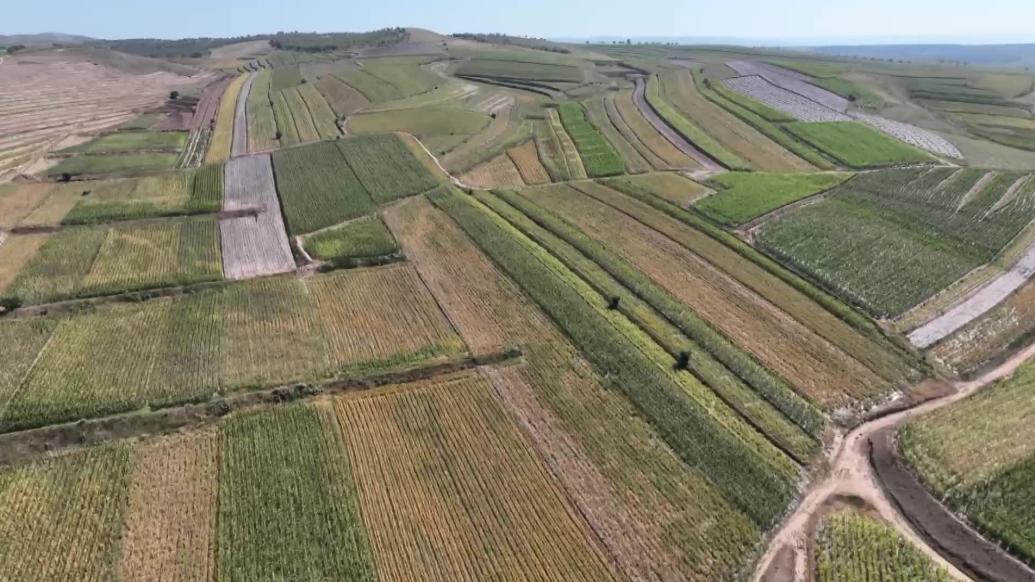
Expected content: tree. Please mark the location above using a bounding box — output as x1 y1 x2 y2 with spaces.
169 90 180 100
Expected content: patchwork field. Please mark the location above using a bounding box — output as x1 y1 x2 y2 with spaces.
0 265 464 430
9 30 1035 582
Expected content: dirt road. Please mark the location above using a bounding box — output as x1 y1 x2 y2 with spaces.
753 340 1035 582
631 77 723 172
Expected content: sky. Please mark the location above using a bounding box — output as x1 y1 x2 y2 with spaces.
4 0 1035 45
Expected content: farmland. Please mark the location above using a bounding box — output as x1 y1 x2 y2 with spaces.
10 26 1035 582
272 141 371 233
785 122 933 168
557 102 624 177
0 265 463 430
303 216 398 262
697 171 851 225
337 373 618 581
384 195 774 579
814 510 952 581
62 164 223 223
901 361 1035 563
758 168 1035 316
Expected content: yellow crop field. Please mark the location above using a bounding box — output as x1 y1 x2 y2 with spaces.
335 372 619 582
305 264 466 371
0 445 133 581
507 140 550 185
205 74 247 164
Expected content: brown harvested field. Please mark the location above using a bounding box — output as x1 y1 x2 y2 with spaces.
612 88 699 170
305 264 466 369
334 372 620 582
119 432 218 582
219 154 295 280
0 233 48 293
459 153 526 189
383 196 763 580
0 50 214 179
507 141 550 185
15 184 83 227
659 71 813 171
0 182 55 229
190 75 232 132
527 182 899 408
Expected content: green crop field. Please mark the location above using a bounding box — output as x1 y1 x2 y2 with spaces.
345 107 490 153
758 168 1035 316
247 70 280 152
272 141 373 234
336 134 440 203
333 69 403 103
557 103 624 177
218 402 376 581
811 77 884 110
785 122 933 168
63 164 222 224
5 217 221 304
697 171 851 225
456 58 583 83
360 56 441 97
814 510 952 581
60 131 188 154
303 216 398 262
47 153 180 178
901 361 1035 563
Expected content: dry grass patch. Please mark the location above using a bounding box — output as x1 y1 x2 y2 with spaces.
119 432 219 582
459 153 526 189
507 141 550 185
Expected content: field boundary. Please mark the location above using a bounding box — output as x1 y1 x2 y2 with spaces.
0 348 521 467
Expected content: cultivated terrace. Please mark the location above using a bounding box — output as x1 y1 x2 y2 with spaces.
1 26 1034 582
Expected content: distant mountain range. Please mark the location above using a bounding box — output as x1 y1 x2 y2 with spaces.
0 32 94 46
805 44 1035 69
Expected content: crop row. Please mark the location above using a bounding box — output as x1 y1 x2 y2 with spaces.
556 103 625 177
384 195 764 579
427 186 798 527
815 510 952 581
482 188 823 448
645 75 749 170
4 216 221 305
553 182 908 407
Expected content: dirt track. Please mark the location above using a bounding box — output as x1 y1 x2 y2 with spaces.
631 77 723 172
754 340 1035 582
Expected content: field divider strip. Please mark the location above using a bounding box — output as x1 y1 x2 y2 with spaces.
0 348 522 467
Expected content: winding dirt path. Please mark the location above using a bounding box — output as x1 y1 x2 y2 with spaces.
753 340 1035 581
631 77 723 173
